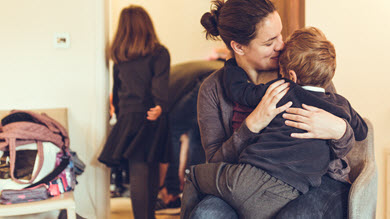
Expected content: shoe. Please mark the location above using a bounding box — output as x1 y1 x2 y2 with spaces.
155 197 181 215
110 186 127 198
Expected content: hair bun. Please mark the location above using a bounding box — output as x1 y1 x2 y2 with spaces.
201 12 219 38
201 0 225 39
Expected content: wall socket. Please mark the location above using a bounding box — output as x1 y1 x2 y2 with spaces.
54 32 70 49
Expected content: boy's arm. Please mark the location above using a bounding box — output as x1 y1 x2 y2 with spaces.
346 101 368 141
329 121 355 158
223 69 268 107
328 99 368 158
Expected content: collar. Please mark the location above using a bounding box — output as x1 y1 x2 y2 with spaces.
302 86 325 93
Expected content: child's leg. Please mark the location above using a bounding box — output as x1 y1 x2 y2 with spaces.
129 159 159 219
181 162 300 219
181 162 235 219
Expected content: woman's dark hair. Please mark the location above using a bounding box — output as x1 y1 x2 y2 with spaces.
201 0 276 50
110 5 160 63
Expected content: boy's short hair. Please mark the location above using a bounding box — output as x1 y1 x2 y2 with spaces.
279 27 336 88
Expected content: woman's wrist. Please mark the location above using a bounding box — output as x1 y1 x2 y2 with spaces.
245 115 265 133
331 117 347 140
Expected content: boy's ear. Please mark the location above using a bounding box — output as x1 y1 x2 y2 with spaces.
230 40 245 56
288 70 298 83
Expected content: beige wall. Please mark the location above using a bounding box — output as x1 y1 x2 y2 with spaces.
110 0 224 65
2 0 387 218
0 0 110 218
306 1 390 218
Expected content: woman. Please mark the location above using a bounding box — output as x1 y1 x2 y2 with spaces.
97 5 170 219
187 0 353 218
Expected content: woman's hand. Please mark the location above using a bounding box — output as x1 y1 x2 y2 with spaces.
245 80 292 133
283 104 347 140
147 105 162 121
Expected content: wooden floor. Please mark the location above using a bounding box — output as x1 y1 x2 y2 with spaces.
110 197 179 219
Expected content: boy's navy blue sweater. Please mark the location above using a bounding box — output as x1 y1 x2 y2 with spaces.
223 59 368 193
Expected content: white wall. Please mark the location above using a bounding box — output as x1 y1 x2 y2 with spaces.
110 0 224 65
306 1 390 218
4 1 385 218
0 0 110 218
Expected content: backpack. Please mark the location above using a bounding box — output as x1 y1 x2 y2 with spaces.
0 110 69 184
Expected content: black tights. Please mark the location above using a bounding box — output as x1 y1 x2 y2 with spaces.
128 160 160 219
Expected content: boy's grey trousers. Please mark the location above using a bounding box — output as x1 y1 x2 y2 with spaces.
181 162 300 219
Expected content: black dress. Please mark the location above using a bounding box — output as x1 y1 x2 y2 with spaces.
98 45 171 167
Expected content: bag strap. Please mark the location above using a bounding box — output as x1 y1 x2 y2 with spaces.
9 140 45 184
25 151 70 189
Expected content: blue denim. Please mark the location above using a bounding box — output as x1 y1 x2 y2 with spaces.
275 175 350 219
165 81 205 195
190 195 238 219
191 175 350 219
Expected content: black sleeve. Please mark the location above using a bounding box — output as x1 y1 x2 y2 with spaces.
347 101 368 141
112 64 120 115
223 68 268 107
151 46 170 112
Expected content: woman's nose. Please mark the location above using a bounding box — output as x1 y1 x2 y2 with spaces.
275 35 284 51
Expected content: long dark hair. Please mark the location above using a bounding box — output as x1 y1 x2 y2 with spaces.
201 0 276 50
110 5 160 63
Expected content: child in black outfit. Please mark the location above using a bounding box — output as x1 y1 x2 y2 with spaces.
98 5 171 219
181 27 367 219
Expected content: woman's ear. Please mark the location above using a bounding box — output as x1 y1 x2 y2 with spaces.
230 40 245 56
288 70 298 83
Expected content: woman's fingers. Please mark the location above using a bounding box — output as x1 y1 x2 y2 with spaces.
285 107 311 118
282 112 308 123
269 86 289 106
276 101 292 115
265 79 286 96
285 120 310 131
268 82 290 99
302 104 320 112
290 132 314 139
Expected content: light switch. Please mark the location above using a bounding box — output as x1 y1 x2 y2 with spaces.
54 33 71 49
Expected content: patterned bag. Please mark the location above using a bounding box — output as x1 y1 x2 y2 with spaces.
46 151 76 196
0 184 49 205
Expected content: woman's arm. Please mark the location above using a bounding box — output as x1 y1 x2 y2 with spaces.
198 77 291 163
283 104 355 158
198 77 257 163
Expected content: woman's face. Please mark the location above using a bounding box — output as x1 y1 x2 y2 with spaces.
242 11 284 71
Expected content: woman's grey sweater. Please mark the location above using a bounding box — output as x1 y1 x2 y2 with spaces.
197 68 356 184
